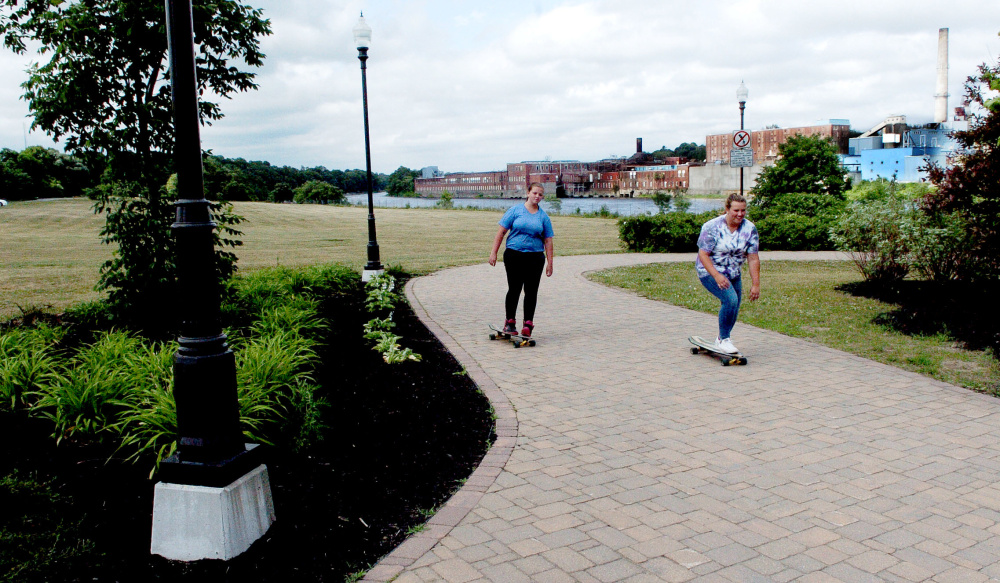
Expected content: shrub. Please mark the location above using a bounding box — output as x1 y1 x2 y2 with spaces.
902 209 972 282
6 263 361 473
33 331 147 444
234 327 321 444
748 192 845 251
110 342 177 471
650 191 673 214
846 178 932 203
618 210 718 252
436 191 454 209
0 326 63 412
830 198 910 282
293 180 345 204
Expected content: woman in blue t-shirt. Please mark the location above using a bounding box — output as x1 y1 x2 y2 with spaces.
695 193 761 355
488 182 555 337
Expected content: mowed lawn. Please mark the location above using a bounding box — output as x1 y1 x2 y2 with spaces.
0 198 622 318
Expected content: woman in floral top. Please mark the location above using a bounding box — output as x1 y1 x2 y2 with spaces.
695 193 760 354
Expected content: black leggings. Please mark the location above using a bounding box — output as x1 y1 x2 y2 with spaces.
504 249 545 322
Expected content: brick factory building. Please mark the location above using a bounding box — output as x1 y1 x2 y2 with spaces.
415 139 696 198
412 170 507 197
705 120 851 165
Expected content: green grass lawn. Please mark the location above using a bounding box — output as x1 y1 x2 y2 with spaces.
589 261 1000 394
0 198 622 319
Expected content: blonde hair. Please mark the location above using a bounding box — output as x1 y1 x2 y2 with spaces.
725 193 747 209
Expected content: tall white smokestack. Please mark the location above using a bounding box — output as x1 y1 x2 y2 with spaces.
935 28 949 123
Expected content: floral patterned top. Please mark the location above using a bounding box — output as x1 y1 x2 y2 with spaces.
695 215 759 280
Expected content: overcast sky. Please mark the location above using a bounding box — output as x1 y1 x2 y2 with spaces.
1 0 999 174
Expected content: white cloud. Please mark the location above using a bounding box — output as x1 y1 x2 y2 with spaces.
1 0 998 172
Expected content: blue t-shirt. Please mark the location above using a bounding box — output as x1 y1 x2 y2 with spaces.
695 215 759 280
499 204 555 253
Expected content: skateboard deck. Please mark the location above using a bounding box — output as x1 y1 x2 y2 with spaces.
688 335 747 366
488 323 537 347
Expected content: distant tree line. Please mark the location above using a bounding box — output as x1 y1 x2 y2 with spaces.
1 146 102 200
651 142 706 162
0 146 390 202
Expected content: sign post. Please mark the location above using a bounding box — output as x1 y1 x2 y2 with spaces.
730 129 752 196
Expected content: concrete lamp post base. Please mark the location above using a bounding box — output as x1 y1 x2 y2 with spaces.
362 268 385 283
150 464 275 561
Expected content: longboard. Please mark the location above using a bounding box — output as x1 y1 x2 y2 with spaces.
488 323 537 348
688 335 747 366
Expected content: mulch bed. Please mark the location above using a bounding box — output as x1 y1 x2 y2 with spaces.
0 296 495 582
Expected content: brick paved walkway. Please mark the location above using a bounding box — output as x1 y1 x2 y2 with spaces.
364 253 1000 583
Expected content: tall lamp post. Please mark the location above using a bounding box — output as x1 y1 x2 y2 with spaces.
737 80 748 197
151 0 273 561
354 13 384 282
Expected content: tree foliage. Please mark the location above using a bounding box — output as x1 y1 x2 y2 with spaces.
750 134 847 209
1 0 269 333
0 146 96 200
923 34 1000 280
385 166 419 196
651 142 706 162
202 155 387 201
1 0 270 187
293 180 345 205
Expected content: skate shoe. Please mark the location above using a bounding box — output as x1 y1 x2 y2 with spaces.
503 319 517 334
521 320 534 337
714 337 739 354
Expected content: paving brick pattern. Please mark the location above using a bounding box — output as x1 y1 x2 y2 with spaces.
363 252 1000 583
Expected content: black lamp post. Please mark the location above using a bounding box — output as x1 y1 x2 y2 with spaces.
354 13 383 281
161 0 257 487
737 80 748 197
152 0 272 562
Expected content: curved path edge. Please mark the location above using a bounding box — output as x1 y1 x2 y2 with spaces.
361 276 521 582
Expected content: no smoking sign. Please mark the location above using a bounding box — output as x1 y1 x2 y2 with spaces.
733 130 751 148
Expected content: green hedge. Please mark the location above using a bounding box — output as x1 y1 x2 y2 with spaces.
619 195 845 253
618 210 719 252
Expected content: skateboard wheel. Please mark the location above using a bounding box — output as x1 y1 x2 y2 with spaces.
528 340 536 347
489 333 496 340
739 357 748 365
512 341 520 348
721 358 730 366
690 347 699 355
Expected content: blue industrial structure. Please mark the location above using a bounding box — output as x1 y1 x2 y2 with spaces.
843 115 963 182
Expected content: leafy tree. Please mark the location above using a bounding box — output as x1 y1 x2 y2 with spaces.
270 182 294 203
1 0 270 333
750 134 847 210
293 180 345 204
386 166 419 196
674 142 706 161
650 191 673 213
924 34 1000 280
0 146 92 200
652 142 706 162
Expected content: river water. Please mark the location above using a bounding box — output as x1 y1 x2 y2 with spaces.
345 193 723 216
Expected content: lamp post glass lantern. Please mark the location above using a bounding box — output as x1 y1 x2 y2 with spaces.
354 13 383 281
737 80 748 197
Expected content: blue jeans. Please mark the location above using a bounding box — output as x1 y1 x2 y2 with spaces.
699 274 742 340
